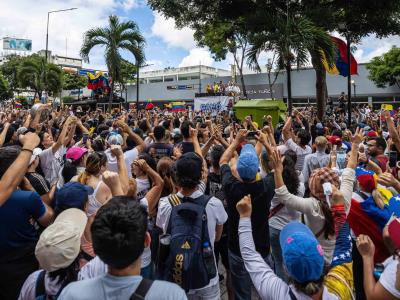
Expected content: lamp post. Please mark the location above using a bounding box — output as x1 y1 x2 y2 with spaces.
45 8 77 63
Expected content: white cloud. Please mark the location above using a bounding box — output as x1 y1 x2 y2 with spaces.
178 48 214 67
151 12 196 50
0 0 127 70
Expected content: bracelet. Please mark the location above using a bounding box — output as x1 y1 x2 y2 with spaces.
21 148 33 154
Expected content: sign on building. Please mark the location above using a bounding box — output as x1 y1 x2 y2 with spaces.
194 96 231 114
244 83 284 99
3 38 32 51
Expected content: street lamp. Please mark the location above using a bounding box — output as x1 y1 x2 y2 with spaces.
351 80 356 99
45 8 78 63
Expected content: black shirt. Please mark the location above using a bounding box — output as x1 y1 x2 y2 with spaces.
180 142 194 154
221 164 274 258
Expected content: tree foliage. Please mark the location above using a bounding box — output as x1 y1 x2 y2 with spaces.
367 47 400 89
0 54 24 92
18 55 63 99
80 15 145 110
0 73 12 101
63 72 87 91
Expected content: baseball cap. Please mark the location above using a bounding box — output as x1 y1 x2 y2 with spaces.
388 217 400 250
55 182 94 211
367 131 378 138
66 147 88 161
175 152 203 181
327 135 342 146
316 123 323 130
237 144 259 182
280 221 324 283
35 208 87 272
29 148 43 165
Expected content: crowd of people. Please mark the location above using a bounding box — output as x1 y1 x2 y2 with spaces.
0 100 400 300
205 81 241 97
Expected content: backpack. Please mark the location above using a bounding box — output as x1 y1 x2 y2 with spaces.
163 194 216 291
35 270 63 300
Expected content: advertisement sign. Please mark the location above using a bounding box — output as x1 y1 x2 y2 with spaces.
245 83 284 99
194 96 231 114
167 85 194 90
3 38 32 51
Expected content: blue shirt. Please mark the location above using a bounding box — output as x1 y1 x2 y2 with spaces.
0 190 45 253
58 274 187 300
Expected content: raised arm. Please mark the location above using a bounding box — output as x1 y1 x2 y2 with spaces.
111 145 129 195
52 116 76 154
0 122 10 147
383 110 400 153
0 132 40 206
220 129 248 165
282 116 293 142
115 120 145 153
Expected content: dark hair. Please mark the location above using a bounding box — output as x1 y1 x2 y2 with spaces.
173 133 183 144
138 153 157 171
163 120 171 130
48 256 80 293
282 155 299 195
331 129 343 138
173 118 180 129
153 125 166 141
139 120 149 133
91 197 148 269
284 149 297 165
4 126 15 145
372 137 387 151
157 157 174 197
180 121 193 138
62 160 78 184
96 124 109 135
297 129 311 146
0 145 20 178
172 153 202 189
78 152 107 185
91 138 106 152
210 145 224 169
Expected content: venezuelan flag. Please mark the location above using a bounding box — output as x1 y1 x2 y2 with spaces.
14 101 22 109
170 101 186 112
323 37 358 77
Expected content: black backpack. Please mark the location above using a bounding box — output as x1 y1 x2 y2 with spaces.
163 194 216 291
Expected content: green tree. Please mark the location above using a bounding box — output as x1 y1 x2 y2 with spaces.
80 15 145 110
0 73 13 101
18 55 63 100
63 72 87 99
194 22 249 97
367 47 400 89
0 54 24 93
247 15 336 115
118 59 137 101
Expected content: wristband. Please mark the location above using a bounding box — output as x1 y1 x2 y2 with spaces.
21 148 33 154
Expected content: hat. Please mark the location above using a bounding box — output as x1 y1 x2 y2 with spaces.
107 133 123 145
55 182 93 211
237 144 259 182
316 123 324 130
356 167 377 192
367 131 378 138
35 208 87 272
280 221 324 283
175 152 203 181
29 148 43 165
388 217 400 250
66 147 88 161
327 135 342 146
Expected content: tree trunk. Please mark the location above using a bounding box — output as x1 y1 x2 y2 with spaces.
239 70 247 98
108 80 114 112
286 63 292 114
311 53 327 120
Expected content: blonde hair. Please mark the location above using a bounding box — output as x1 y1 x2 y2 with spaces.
78 152 107 185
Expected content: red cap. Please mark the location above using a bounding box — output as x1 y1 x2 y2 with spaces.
66 147 88 161
367 131 378 138
328 135 342 146
388 218 400 250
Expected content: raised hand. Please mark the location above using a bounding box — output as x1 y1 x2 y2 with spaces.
236 194 252 218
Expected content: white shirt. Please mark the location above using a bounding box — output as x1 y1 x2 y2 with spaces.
285 138 312 171
156 190 228 291
39 145 67 185
124 148 139 178
18 270 62 300
379 256 400 298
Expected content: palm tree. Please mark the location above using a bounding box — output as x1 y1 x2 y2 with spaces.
247 15 336 118
18 55 63 100
80 15 145 111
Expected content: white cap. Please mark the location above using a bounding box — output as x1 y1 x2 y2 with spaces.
35 208 87 272
29 148 43 165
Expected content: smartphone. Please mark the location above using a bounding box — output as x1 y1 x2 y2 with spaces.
337 150 346 170
389 151 398 168
247 131 258 139
82 134 89 144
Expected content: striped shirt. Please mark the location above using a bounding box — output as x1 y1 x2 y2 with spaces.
26 172 50 196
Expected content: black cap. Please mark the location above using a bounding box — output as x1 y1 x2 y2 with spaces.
174 152 203 188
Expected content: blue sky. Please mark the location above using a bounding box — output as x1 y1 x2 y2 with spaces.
0 0 399 73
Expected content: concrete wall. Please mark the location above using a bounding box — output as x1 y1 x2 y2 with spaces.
124 63 400 103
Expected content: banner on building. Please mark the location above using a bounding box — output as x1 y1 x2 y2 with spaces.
3 38 32 51
194 96 231 114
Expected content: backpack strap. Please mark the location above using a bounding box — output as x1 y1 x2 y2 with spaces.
288 288 298 300
269 203 285 219
35 270 46 298
129 279 154 300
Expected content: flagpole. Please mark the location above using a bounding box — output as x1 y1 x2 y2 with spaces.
346 34 352 128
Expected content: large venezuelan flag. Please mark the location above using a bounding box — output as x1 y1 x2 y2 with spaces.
170 101 186 112
323 37 358 77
